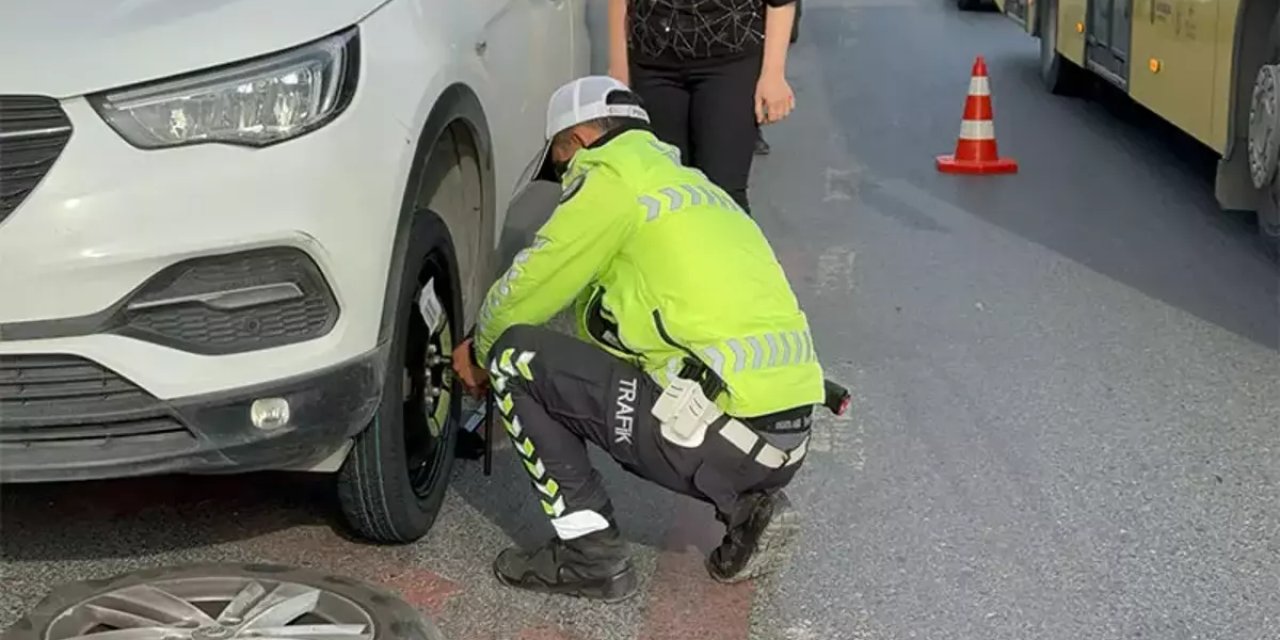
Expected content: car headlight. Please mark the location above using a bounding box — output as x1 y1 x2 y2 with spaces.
89 28 359 149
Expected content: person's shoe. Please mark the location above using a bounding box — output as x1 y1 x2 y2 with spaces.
493 527 638 603
754 132 771 156
706 491 800 584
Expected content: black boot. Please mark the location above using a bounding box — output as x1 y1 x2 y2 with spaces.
493 526 638 602
706 491 800 584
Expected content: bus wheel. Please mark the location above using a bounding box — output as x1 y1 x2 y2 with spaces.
1038 1 1081 95
1248 18 1280 246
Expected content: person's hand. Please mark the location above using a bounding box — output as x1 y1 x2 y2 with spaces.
755 72 795 124
451 338 489 398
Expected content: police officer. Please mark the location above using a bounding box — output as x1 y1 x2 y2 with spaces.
452 76 827 602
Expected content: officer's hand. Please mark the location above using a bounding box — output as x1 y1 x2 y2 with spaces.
451 338 489 398
755 72 795 124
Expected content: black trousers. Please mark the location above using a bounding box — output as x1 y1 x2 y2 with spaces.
486 325 802 538
630 52 763 213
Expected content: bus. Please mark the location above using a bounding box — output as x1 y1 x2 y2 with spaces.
995 0 1280 243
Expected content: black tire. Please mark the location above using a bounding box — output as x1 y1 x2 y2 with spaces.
337 212 462 544
1252 15 1280 247
1039 1 1082 95
957 0 981 11
4 563 446 640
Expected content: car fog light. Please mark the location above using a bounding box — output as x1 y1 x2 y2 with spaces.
251 397 291 430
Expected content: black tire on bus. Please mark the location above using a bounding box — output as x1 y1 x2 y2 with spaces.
1251 14 1280 248
1038 0 1082 95
957 0 982 12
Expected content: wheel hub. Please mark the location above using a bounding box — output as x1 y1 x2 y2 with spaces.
45 578 375 640
1248 64 1280 190
423 324 453 439
401 283 453 440
400 276 456 499
193 626 234 640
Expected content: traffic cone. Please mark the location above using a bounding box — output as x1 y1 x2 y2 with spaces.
936 56 1018 175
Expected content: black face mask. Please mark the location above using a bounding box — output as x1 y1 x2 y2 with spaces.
553 159 570 181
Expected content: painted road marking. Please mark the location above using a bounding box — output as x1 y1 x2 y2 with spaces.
815 244 857 294
641 496 756 640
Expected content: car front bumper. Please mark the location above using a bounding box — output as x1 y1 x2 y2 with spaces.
0 342 387 483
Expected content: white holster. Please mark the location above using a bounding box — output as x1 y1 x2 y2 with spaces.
651 375 723 448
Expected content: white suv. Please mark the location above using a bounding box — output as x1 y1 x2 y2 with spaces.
0 0 588 543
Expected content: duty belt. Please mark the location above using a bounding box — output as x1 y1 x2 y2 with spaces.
712 414 810 469
669 355 834 470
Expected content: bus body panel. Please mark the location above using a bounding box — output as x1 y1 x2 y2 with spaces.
1210 0 1244 154
1128 0 1221 147
1000 0 1280 216
1061 0 1090 65
1013 0 1243 154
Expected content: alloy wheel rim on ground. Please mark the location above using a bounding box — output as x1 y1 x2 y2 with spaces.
402 272 455 499
45 577 375 640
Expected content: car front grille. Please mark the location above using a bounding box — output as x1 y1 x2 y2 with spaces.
0 354 194 446
0 95 72 226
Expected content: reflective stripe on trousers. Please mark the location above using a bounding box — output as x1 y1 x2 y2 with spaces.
716 418 809 469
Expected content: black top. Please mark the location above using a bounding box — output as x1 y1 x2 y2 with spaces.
627 0 797 68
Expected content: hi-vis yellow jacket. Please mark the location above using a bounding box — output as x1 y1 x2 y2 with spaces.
474 127 824 418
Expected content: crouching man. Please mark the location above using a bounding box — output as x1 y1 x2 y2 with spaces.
452 76 827 602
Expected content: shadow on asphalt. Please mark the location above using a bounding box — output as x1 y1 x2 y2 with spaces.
449 439 683 552
0 473 338 561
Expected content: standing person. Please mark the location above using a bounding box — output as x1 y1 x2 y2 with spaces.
452 76 840 601
607 0 799 214
756 0 802 156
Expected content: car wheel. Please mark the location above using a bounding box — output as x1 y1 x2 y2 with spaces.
1248 15 1280 253
3 563 446 640
337 212 462 544
1039 1 1081 95
956 0 980 11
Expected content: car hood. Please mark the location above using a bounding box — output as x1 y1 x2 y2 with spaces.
0 0 390 98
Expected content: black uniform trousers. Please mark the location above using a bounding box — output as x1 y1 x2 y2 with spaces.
485 324 802 537
629 51 764 214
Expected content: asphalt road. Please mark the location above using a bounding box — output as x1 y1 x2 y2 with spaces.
3 1 1278 639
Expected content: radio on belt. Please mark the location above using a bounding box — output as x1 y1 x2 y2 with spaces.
823 379 851 416
668 356 851 417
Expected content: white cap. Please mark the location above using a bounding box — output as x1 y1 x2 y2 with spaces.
527 76 650 183
545 75 649 138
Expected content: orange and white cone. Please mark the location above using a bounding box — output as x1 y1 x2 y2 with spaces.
936 56 1018 175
